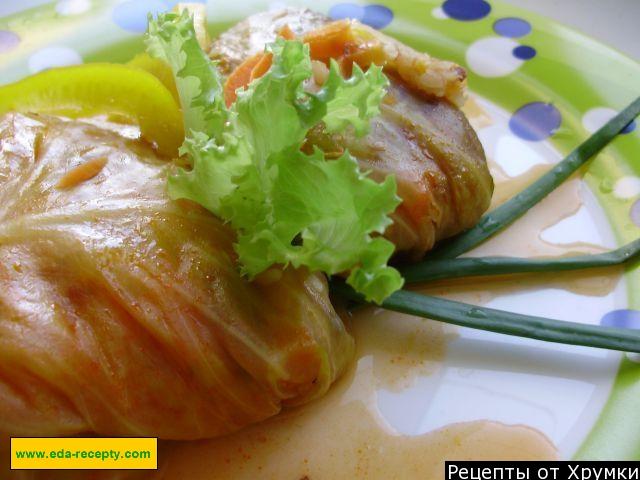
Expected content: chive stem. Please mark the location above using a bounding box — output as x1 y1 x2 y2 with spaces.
428 96 640 260
401 238 640 283
331 281 640 353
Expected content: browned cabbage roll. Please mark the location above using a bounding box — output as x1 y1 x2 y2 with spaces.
210 9 493 258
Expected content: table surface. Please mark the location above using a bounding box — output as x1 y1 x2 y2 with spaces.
1 0 638 60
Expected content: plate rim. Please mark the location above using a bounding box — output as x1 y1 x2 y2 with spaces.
0 0 639 461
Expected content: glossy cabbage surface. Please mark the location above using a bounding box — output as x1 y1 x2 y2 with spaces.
0 113 353 439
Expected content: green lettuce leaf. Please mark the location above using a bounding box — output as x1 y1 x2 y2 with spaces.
318 60 388 136
146 14 404 303
233 147 403 304
146 11 228 140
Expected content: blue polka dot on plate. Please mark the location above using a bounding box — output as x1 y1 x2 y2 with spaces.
493 17 531 37
621 119 637 134
112 0 168 33
603 309 640 362
601 309 640 329
509 102 561 141
442 0 491 21
512 45 536 60
631 199 640 227
329 3 365 21
28 46 82 73
329 3 393 29
0 30 20 54
362 5 393 29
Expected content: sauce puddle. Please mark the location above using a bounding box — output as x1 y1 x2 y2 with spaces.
420 169 620 304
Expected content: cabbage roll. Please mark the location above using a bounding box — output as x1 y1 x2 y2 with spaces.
210 9 493 258
0 113 352 439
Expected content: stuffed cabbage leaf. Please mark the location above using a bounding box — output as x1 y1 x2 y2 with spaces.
0 113 353 439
